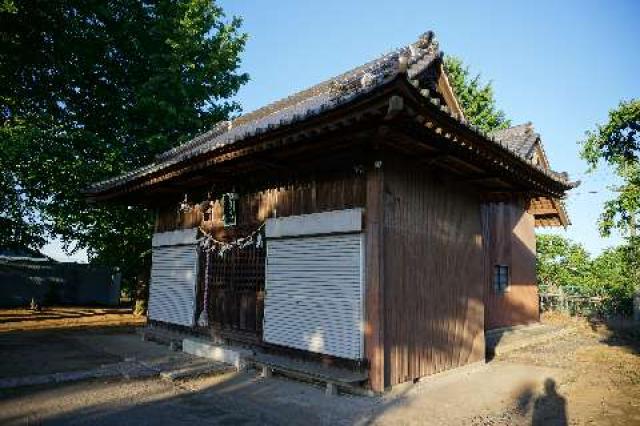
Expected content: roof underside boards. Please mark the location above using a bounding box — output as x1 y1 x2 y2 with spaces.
86 31 576 209
528 196 570 228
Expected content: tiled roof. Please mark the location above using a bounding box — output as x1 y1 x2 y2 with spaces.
491 123 572 226
489 123 571 181
88 31 574 194
89 32 442 193
489 122 538 161
0 247 54 262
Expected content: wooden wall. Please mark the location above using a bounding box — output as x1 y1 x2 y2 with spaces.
380 158 486 388
481 199 538 330
155 172 366 235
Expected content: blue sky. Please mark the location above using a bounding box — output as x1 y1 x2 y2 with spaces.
43 0 639 262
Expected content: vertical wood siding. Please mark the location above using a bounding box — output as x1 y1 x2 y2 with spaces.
155 173 366 235
365 165 385 392
481 199 538 330
382 160 485 387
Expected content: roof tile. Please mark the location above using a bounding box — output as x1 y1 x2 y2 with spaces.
88 31 575 195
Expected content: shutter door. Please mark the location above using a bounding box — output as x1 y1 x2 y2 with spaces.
264 233 364 359
148 243 198 327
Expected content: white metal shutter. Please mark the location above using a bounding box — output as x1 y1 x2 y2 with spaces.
264 233 364 359
148 230 198 327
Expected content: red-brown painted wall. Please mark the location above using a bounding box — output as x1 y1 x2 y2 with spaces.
379 159 486 388
482 199 539 331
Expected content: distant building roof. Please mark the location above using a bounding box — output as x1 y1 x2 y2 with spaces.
0 247 54 263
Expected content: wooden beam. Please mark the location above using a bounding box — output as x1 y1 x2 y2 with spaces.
530 208 559 216
419 153 449 167
458 174 498 183
365 159 385 393
252 158 289 171
459 175 512 187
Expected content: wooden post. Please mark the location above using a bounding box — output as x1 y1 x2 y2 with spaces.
365 160 385 393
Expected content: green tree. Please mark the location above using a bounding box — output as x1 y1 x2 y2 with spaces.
0 0 248 311
536 234 592 291
580 99 639 317
581 99 640 236
589 246 636 314
444 56 511 133
536 234 636 315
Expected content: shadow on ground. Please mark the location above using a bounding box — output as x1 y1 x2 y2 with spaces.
589 316 640 356
512 378 568 426
1 316 638 425
0 370 381 426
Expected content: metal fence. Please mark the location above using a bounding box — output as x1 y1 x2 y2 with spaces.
538 284 631 317
539 292 604 316
0 260 121 307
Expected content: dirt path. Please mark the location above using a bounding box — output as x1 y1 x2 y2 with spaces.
470 317 640 425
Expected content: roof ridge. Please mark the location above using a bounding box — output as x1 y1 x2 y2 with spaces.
87 30 576 196
154 32 441 163
233 49 404 127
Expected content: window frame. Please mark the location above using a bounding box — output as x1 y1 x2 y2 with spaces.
493 264 510 294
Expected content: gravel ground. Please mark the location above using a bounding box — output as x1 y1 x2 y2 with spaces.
0 370 378 425
1 315 639 425
0 307 145 333
471 315 640 425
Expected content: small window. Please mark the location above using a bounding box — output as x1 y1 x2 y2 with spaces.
494 265 510 294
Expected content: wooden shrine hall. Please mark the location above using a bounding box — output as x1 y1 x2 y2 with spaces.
87 31 576 392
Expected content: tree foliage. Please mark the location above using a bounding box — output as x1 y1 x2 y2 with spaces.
536 234 591 290
537 234 636 315
580 99 640 236
0 0 248 293
444 56 511 133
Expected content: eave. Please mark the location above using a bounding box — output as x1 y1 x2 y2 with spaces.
390 78 575 199
85 79 400 204
528 196 570 228
86 78 576 205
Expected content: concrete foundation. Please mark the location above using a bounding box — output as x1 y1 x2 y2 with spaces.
182 338 252 371
325 382 337 396
262 366 272 378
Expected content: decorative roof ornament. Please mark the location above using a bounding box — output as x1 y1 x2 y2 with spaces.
410 31 439 60
398 55 409 73
425 37 439 56
415 31 434 49
408 44 418 59
360 72 376 89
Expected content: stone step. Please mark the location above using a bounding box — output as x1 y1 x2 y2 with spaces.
159 360 234 381
486 324 573 357
182 338 253 371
